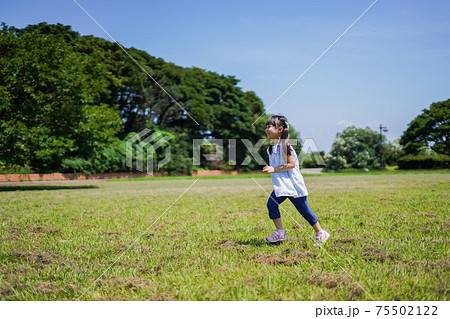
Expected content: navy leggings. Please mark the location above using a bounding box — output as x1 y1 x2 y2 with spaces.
267 191 318 226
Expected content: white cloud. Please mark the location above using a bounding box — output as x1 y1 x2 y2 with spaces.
336 120 356 127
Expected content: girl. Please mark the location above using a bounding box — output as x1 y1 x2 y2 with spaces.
262 115 330 244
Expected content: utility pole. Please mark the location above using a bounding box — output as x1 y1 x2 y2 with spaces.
379 124 388 169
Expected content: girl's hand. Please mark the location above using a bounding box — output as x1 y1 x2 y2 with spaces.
263 165 275 173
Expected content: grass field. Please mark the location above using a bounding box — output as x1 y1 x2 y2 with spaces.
0 172 449 300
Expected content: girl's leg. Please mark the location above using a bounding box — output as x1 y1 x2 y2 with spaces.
267 190 287 229
273 218 283 230
312 221 322 233
289 196 330 243
288 196 320 228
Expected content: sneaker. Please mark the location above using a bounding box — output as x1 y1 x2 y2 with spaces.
315 230 330 245
266 229 287 243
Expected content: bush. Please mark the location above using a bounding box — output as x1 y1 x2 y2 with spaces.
0 164 35 174
301 159 319 168
152 131 192 175
299 151 325 168
323 154 347 171
326 126 383 170
383 139 405 166
60 157 93 175
397 154 450 169
60 139 126 174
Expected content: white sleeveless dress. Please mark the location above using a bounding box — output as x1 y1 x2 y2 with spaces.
267 144 308 198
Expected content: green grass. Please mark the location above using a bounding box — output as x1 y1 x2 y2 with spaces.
104 172 271 182
98 168 450 183
0 173 449 300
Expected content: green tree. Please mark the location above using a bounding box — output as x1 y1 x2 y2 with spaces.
74 29 269 171
0 23 122 172
324 126 385 170
400 99 450 156
0 22 276 174
383 139 405 166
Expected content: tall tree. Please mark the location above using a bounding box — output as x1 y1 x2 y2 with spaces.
0 22 282 173
0 23 122 172
400 99 450 156
325 126 385 170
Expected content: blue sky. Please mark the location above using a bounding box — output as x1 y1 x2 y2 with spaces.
3 0 449 152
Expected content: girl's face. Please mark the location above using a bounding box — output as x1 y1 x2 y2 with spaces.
265 123 283 140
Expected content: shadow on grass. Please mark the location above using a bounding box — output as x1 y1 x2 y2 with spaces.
0 185 100 192
236 238 276 247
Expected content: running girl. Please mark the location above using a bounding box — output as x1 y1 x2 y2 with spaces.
262 114 330 244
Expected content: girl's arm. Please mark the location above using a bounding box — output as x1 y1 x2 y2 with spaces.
263 153 296 173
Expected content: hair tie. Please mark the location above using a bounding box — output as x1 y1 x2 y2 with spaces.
285 122 289 128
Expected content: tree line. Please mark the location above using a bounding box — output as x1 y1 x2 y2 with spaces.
0 22 447 174
323 99 449 171
1 22 302 175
